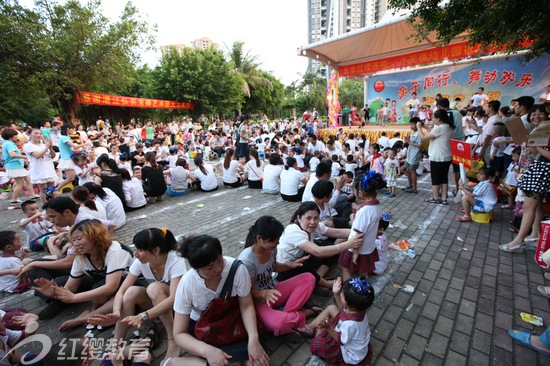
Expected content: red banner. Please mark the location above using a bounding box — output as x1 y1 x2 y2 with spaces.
451 139 472 169
340 41 532 77
76 92 195 110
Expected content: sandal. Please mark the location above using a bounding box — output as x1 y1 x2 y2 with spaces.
508 227 519 233
499 244 525 253
294 325 315 339
439 200 448 205
508 330 550 357
538 286 550 298
143 322 160 350
425 198 438 203
455 215 472 222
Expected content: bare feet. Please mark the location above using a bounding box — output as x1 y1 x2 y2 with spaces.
165 340 181 358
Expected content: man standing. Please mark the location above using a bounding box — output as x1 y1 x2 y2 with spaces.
515 96 535 132
407 92 420 119
238 114 251 159
477 100 502 165
471 87 489 108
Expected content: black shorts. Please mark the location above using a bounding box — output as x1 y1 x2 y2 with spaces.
452 162 460 173
430 161 452 185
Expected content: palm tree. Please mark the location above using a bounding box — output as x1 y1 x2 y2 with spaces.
226 41 272 115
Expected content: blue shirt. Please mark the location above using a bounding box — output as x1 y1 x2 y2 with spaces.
2 140 24 169
58 135 72 160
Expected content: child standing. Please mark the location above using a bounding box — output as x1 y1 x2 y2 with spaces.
339 171 386 280
0 231 31 293
501 148 521 209
374 213 391 275
384 148 399 197
73 153 94 186
305 277 374 365
489 122 507 177
456 167 497 222
19 200 53 251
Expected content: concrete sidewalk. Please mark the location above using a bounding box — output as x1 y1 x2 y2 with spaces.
0 171 548 366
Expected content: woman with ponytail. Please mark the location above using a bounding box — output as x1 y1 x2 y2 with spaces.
238 216 318 336
141 151 167 202
95 153 126 207
189 156 218 192
280 157 309 202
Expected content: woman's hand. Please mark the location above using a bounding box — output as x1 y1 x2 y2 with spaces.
12 313 39 328
121 314 143 329
52 286 76 303
205 347 232 366
32 278 57 298
247 339 270 366
348 233 364 249
287 255 310 269
17 262 34 278
262 289 282 307
87 312 120 327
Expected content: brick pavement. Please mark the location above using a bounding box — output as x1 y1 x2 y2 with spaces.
1 171 549 366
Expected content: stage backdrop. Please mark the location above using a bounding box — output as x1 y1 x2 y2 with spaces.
366 55 550 123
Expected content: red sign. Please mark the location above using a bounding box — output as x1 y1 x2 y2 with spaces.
76 92 195 110
339 40 533 77
451 139 472 169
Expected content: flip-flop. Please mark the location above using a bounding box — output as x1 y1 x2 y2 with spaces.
294 325 315 339
455 215 472 222
508 330 550 357
425 198 438 203
538 286 550 298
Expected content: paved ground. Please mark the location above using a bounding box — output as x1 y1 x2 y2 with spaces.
1 169 549 366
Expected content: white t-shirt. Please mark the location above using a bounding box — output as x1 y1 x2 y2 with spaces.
94 187 126 229
23 142 57 182
277 223 328 263
70 241 133 279
491 136 507 158
173 257 251 321
427 124 453 162
309 156 320 172
129 250 186 285
20 218 53 247
336 311 371 365
331 162 341 176
79 204 107 220
473 180 497 212
0 256 24 292
244 160 264 181
505 163 519 187
348 204 381 255
222 160 240 184
74 165 94 186
122 178 147 208
471 93 488 107
262 164 282 193
194 164 218 191
280 168 305 195
374 233 389 275
377 136 390 149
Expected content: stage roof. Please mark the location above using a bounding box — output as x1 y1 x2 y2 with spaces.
298 12 471 77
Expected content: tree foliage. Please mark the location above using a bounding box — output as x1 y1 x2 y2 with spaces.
0 0 155 121
387 0 550 60
244 71 284 115
339 79 364 108
153 47 243 116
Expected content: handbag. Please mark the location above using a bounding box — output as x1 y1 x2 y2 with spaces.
194 260 264 346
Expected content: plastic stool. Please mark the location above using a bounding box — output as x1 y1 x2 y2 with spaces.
471 211 493 224
258 152 266 159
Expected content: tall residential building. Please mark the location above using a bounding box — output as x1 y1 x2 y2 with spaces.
160 37 219 56
307 0 388 73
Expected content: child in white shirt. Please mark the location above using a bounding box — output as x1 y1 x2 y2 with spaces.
456 167 497 222
344 155 358 176
374 213 391 275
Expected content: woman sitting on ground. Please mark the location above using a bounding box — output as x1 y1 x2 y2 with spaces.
33 219 132 328
238 216 318 336
215 148 245 188
71 185 107 220
120 168 147 211
276 201 363 289
83 182 126 230
95 154 126 209
165 158 191 197
243 148 264 189
262 153 283 195
280 157 309 202
88 227 186 360
189 156 218 192
171 235 269 366
141 152 167 202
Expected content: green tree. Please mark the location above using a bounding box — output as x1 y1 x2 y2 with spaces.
295 70 327 114
226 41 272 114
339 79 364 108
388 0 549 60
0 0 155 122
244 71 284 117
153 47 242 116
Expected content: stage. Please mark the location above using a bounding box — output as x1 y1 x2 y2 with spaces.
318 124 413 144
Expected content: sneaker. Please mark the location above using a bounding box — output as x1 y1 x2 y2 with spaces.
10 200 22 204
383 191 391 195
38 300 67 320
387 193 396 198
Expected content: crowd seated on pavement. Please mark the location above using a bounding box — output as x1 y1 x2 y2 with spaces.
0 92 549 364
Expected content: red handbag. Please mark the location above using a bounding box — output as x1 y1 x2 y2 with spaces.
194 260 265 347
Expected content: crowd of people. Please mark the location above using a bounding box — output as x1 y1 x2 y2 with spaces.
0 85 549 364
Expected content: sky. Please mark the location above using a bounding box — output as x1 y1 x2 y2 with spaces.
20 0 310 85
